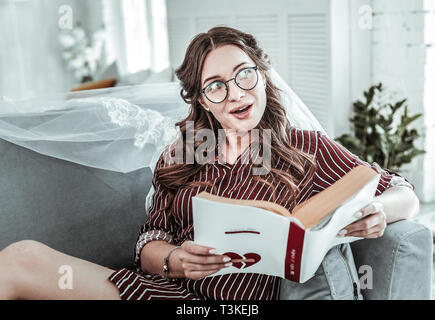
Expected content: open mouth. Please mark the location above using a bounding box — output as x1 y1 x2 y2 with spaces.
230 104 253 115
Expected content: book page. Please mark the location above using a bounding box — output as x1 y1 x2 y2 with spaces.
192 197 299 279
298 174 381 282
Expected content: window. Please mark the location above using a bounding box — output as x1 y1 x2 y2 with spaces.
103 0 169 75
121 0 150 73
424 0 435 120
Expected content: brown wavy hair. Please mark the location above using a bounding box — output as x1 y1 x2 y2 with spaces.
153 26 316 218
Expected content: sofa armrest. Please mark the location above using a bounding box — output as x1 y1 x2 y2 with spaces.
350 219 433 300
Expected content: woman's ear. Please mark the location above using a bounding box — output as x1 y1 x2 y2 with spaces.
260 70 267 88
198 97 210 112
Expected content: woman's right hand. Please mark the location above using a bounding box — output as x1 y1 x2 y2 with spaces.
177 241 250 280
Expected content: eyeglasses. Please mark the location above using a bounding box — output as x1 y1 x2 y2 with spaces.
200 66 259 104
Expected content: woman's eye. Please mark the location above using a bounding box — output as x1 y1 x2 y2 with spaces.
238 69 251 79
208 82 224 92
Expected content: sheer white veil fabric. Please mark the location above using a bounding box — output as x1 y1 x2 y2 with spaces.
0 67 324 175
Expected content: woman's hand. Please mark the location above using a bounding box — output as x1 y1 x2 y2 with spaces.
338 201 387 239
177 241 252 280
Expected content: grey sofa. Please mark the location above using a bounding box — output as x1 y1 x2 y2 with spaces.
0 138 433 299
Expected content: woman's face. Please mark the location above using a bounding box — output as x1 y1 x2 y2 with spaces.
198 44 267 133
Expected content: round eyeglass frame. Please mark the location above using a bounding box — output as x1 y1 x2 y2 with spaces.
199 66 259 104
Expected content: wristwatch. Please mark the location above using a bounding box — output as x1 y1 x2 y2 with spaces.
163 246 181 280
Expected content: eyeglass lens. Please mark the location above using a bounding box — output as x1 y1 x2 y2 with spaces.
204 67 258 103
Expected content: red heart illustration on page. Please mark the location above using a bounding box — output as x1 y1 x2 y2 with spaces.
223 252 261 269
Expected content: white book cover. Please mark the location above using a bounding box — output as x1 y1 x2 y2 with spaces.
192 173 380 283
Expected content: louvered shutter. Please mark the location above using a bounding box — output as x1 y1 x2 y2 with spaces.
234 15 281 70
287 14 330 131
195 16 230 33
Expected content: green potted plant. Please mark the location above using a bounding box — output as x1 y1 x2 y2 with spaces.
335 83 425 172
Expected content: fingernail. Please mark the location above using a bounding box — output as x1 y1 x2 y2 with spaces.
354 211 362 218
209 249 218 255
224 263 232 267
223 256 231 262
338 229 348 237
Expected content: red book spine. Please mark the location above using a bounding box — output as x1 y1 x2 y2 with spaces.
284 222 306 282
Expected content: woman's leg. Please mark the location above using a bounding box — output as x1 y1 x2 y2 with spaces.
0 240 121 300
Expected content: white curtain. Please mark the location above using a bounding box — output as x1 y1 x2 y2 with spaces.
0 0 74 101
0 0 170 102
102 0 170 76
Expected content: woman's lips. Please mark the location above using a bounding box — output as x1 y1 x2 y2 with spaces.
231 104 253 120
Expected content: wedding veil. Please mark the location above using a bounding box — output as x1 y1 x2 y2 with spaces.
0 67 325 174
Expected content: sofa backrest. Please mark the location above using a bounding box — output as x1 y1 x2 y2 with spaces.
0 138 152 269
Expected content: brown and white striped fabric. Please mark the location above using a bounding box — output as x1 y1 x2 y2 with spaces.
108 127 409 300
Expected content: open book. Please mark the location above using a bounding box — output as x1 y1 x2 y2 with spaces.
192 165 381 283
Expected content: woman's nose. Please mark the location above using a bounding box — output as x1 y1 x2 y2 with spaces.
227 80 245 102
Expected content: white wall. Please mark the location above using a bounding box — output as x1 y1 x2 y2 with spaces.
423 0 435 201
370 0 434 202
349 0 372 103
330 0 351 138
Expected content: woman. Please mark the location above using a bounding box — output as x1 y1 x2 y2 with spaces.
0 26 419 300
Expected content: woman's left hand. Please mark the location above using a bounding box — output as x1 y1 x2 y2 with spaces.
338 201 387 239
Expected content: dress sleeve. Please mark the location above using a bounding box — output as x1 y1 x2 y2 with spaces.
134 150 176 267
312 131 414 197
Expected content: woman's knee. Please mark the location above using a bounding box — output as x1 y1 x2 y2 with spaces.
0 240 47 299
1 240 46 269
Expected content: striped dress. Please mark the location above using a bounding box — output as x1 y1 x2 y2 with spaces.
108 127 409 300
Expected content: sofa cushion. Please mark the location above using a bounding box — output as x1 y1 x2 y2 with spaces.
0 138 152 269
350 219 433 299
279 243 363 300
